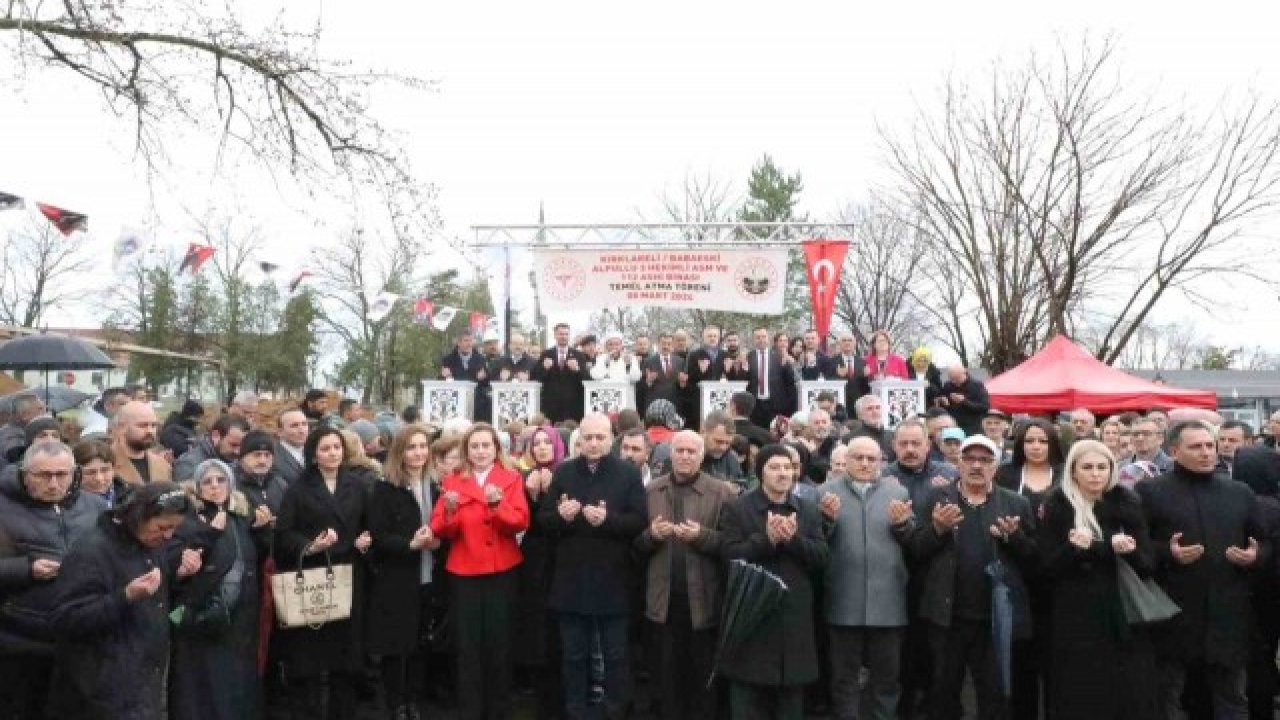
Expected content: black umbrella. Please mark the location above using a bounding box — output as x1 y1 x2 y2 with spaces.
709 559 788 686
0 386 92 414
0 334 115 389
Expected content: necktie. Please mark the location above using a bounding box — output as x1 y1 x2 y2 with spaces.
663 355 671 375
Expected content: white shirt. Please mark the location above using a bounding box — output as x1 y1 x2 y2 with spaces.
282 442 304 466
474 465 493 487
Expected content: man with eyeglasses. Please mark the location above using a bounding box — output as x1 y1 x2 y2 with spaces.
818 437 915 720
0 442 106 716
1123 418 1174 475
905 434 1037 720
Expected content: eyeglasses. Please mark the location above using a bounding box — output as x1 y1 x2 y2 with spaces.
959 456 996 466
28 470 73 483
199 475 229 486
848 454 882 463
1131 431 1156 437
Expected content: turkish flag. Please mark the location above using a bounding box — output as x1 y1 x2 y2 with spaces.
802 238 851 344
179 243 216 274
469 312 488 336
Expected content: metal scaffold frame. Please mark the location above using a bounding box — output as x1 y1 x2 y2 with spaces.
470 222 858 249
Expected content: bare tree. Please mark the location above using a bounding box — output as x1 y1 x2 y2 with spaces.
832 201 935 351
882 37 1280 371
0 215 92 327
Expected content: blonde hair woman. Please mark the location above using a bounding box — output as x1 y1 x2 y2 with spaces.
1037 439 1157 720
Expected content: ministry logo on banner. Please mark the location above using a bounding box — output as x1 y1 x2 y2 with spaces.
533 248 788 314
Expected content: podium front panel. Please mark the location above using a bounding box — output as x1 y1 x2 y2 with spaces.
798 380 847 413
421 380 475 425
583 381 636 416
872 379 927 430
490 381 541 428
700 381 748 422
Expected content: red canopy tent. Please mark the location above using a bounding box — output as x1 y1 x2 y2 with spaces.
985 335 1217 414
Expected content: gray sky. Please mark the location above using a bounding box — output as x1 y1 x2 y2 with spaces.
2 0 1276 358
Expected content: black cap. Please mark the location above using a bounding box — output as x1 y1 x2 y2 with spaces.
181 399 204 420
240 429 276 457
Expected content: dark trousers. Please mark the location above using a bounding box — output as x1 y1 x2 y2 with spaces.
289 672 359 720
454 570 516 720
561 612 630 720
380 584 439 711
0 653 53 719
928 620 1005 720
829 625 903 720
1010 635 1049 720
729 681 805 720
656 593 718 720
1157 659 1247 720
899 619 932 719
750 398 776 430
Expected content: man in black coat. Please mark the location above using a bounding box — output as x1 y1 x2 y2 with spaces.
641 333 685 413
832 332 871 413
936 365 990 436
903 434 1037 720
538 413 647 720
532 323 590 424
440 330 492 422
729 392 774 450
497 332 538 381
745 327 798 430
682 325 732 424
1137 420 1269 720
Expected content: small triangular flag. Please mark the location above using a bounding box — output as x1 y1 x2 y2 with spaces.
469 312 488 336
413 297 433 326
0 191 23 212
432 306 458 331
258 261 280 275
288 270 312 294
179 243 216 274
366 292 400 322
36 202 88 235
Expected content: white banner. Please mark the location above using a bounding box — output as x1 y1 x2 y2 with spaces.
534 248 788 314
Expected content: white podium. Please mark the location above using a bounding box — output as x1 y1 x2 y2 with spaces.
489 381 541 428
798 380 847 413
700 380 748 422
421 380 475 425
582 381 635 416
873 379 928 430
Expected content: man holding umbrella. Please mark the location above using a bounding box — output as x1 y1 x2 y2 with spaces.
0 392 46 461
905 434 1037 720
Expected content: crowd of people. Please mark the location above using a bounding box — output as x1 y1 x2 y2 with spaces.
1 324 1279 720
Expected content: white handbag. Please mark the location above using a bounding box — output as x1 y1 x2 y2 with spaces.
270 551 353 629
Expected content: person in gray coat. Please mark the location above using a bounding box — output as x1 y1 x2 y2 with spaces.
817 437 915 720
173 414 249 482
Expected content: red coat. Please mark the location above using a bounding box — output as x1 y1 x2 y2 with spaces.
430 464 529 576
863 353 910 382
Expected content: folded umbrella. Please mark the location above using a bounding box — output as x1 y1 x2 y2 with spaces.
709 559 788 686
986 555 1014 698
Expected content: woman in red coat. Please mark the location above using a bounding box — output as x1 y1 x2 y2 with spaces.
863 329 910 382
430 422 529 720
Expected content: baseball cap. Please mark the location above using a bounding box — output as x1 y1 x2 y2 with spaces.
940 427 966 443
960 434 1001 456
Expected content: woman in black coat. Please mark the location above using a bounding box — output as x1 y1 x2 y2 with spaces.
366 424 441 720
49 481 198 719
994 417 1064 719
718 444 830 720
274 426 373 719
170 459 272 720
1038 439 1157 720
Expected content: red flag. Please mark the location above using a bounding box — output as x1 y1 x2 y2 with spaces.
36 202 88 235
179 243 216 274
288 270 312 293
802 238 851 345
413 297 434 326
469 312 488 336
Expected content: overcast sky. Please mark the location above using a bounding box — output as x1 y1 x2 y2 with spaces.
2 0 1277 357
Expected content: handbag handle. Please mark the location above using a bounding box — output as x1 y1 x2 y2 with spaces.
294 548 334 583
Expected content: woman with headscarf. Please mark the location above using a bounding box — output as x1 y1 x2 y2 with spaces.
273 426 373 718
513 425 567 718
907 346 944 405
1037 439 1157 720
645 399 684 475
995 417 1064 719
863 330 910 382
367 424 442 720
170 458 272 720
49 480 200 718
718 444 830 718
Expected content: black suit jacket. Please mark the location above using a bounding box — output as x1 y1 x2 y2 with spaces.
532 346 590 423
499 353 537 380
642 353 685 407
684 345 733 421
441 349 491 421
744 348 797 415
831 353 872 411
799 351 837 381
1233 446 1280 495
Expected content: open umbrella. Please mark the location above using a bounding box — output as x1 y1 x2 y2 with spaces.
0 386 93 414
0 334 115 389
986 555 1015 698
709 559 789 687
